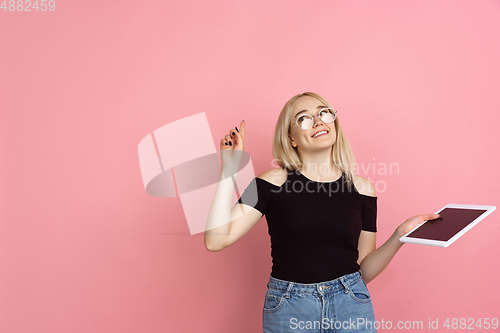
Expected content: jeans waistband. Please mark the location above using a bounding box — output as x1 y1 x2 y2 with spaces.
267 270 363 295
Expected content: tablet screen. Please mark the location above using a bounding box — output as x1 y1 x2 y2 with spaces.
406 208 487 241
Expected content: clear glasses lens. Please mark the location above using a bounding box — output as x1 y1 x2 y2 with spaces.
319 110 335 123
297 115 313 130
297 109 336 130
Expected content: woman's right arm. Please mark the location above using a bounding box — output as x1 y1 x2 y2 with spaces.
204 120 263 252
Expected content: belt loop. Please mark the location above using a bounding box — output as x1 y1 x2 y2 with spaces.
284 282 294 298
340 277 350 294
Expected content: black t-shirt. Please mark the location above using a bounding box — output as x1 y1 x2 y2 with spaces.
235 168 377 283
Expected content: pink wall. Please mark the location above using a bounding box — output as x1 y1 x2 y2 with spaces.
1 1 499 332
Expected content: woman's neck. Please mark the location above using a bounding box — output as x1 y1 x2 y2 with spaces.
298 147 340 180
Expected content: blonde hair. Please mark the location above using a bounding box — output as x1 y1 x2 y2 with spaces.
272 92 356 190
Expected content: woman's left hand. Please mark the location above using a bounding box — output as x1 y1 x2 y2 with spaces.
396 214 441 239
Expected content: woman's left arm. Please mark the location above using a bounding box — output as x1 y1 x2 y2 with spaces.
354 176 440 283
359 215 439 283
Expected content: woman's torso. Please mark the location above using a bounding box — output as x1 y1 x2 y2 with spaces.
253 167 376 283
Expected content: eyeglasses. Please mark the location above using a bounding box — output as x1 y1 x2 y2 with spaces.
290 108 337 130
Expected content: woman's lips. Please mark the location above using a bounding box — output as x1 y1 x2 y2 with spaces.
311 130 328 138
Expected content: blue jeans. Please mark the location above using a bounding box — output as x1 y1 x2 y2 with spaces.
262 270 377 333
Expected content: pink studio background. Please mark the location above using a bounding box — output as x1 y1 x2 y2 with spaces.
1 1 499 332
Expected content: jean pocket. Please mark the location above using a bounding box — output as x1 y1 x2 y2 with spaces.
263 288 285 313
348 278 371 303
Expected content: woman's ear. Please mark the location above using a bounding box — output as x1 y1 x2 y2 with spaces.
289 135 297 148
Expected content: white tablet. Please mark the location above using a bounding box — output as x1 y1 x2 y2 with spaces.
399 204 496 247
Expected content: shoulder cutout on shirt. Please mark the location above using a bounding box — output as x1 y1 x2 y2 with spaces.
353 175 377 197
257 168 288 187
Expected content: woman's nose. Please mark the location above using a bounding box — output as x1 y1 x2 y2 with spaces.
312 114 324 126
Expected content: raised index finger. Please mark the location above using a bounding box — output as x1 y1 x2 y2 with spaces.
238 120 245 139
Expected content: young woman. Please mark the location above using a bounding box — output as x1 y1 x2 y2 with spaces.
204 92 439 333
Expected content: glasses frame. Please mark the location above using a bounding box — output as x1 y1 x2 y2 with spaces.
290 108 337 131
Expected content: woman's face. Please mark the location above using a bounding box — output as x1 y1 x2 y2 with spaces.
288 96 337 151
